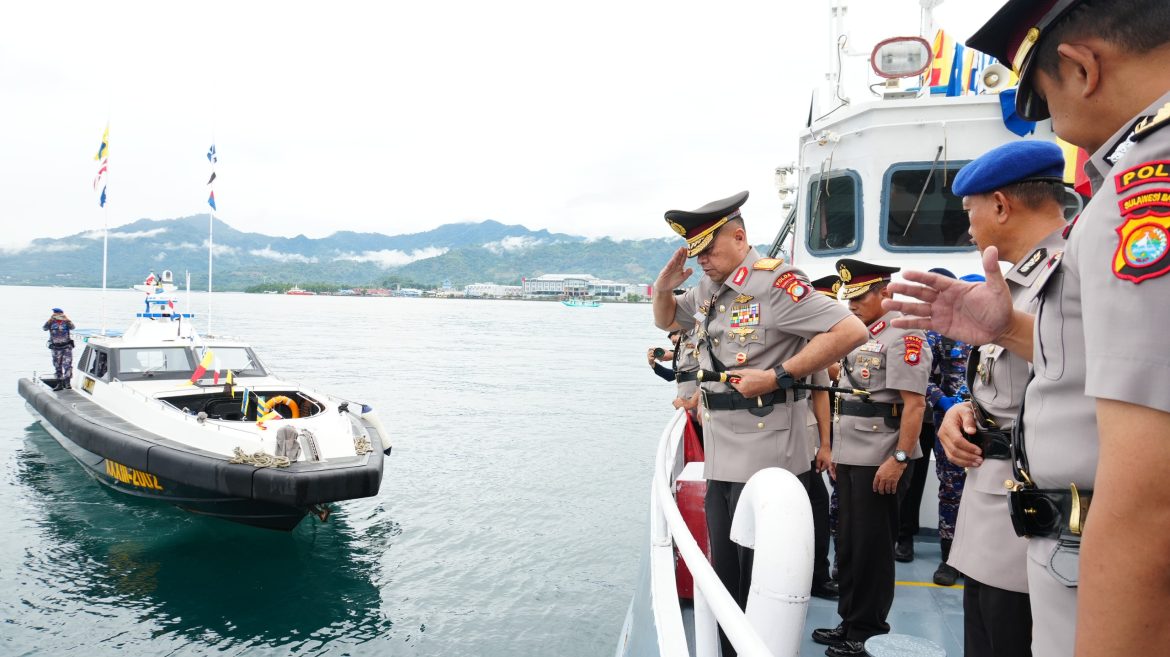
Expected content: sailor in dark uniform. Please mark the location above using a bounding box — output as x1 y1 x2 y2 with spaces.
884 1 1170 654
652 191 867 657
812 259 931 657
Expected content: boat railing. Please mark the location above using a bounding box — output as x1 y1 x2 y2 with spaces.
651 409 813 657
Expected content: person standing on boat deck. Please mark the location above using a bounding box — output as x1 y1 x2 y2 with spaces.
652 190 867 657
806 274 844 600
930 139 1070 657
884 2 1170 655
811 259 930 657
43 307 75 390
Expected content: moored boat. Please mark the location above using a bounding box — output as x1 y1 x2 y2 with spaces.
18 271 389 530
562 298 600 308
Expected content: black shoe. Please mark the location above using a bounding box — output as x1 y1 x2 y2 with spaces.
894 537 914 563
826 639 868 657
933 562 961 586
51 383 64 391
812 624 848 646
811 580 840 600
63 382 71 389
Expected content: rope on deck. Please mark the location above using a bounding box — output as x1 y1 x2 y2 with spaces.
229 447 291 468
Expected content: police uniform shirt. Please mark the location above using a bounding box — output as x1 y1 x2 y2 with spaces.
832 312 931 466
675 328 701 400
673 248 854 482
949 226 1067 594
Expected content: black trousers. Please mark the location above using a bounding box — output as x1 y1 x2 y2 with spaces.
706 480 751 657
964 576 1033 657
836 463 910 642
898 418 936 540
801 465 832 586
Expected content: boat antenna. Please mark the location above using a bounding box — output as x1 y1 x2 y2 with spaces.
206 140 217 337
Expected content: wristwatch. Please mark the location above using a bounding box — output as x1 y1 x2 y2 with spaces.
893 449 909 463
773 366 795 390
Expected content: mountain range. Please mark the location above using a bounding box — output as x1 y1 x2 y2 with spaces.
0 215 706 291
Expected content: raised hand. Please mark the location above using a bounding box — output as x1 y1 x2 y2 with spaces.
654 246 694 292
883 247 1014 346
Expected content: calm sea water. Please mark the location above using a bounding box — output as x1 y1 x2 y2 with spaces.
0 286 678 657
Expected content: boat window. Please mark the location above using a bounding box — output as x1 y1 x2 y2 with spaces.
77 347 91 375
807 171 862 255
213 347 267 376
114 347 196 380
87 349 110 381
882 163 977 251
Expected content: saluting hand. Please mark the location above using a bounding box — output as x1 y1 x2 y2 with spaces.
936 402 984 468
654 246 694 291
883 246 1014 346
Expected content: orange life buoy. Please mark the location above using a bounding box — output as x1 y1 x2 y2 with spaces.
262 395 300 419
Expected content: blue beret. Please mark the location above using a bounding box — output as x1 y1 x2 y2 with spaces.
952 141 1066 197
51 307 63 312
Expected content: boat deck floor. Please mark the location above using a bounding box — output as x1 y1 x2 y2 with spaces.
801 536 963 656
680 536 963 657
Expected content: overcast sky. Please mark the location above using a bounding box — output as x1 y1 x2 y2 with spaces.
0 1 995 249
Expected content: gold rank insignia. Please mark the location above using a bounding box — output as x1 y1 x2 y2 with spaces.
1135 102 1170 141
752 257 784 271
838 264 852 282
668 220 687 237
733 294 754 304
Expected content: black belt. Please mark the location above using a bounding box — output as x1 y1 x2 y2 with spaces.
675 371 698 383
1008 485 1092 540
703 388 807 411
969 427 1012 460
838 400 901 418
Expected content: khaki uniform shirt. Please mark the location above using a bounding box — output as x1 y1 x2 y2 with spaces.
674 248 853 482
675 329 700 400
832 312 930 466
949 227 1066 593
1023 91 1170 583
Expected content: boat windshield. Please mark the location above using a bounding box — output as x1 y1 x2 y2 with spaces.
114 347 196 380
882 163 976 251
213 346 266 376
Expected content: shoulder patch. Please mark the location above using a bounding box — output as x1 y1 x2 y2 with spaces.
1119 189 1170 216
1115 161 1170 193
903 335 924 366
1133 102 1170 142
752 257 784 271
1113 211 1170 283
773 272 810 302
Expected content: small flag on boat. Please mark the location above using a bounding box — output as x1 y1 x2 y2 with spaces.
94 124 110 162
187 349 215 385
240 388 251 414
99 186 107 208
207 144 217 164
206 143 217 211
145 271 156 286
207 191 217 211
207 171 216 185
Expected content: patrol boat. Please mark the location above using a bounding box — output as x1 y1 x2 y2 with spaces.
617 3 1083 655
17 270 389 530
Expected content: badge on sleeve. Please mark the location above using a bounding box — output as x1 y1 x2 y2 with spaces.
903 335 924 366
773 272 810 302
1113 211 1170 283
1115 161 1170 193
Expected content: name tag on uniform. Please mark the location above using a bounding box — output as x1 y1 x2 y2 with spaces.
858 340 883 353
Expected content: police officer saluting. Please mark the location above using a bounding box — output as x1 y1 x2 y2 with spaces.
811 260 930 657
935 140 1070 657
885 1 1170 655
653 191 867 657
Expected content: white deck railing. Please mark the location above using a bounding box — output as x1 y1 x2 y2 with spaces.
650 409 813 657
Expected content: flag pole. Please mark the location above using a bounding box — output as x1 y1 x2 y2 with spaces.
206 140 217 337
98 120 110 335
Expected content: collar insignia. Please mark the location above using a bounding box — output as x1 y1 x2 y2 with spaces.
1134 102 1170 142
731 266 748 286
1017 248 1047 277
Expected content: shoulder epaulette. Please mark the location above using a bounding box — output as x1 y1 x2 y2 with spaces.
752 257 784 271
1134 102 1170 142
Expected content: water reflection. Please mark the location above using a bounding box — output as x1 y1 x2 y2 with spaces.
16 424 398 653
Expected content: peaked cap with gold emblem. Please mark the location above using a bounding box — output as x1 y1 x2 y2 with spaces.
835 258 900 300
967 0 1084 121
809 274 842 299
664 190 749 257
